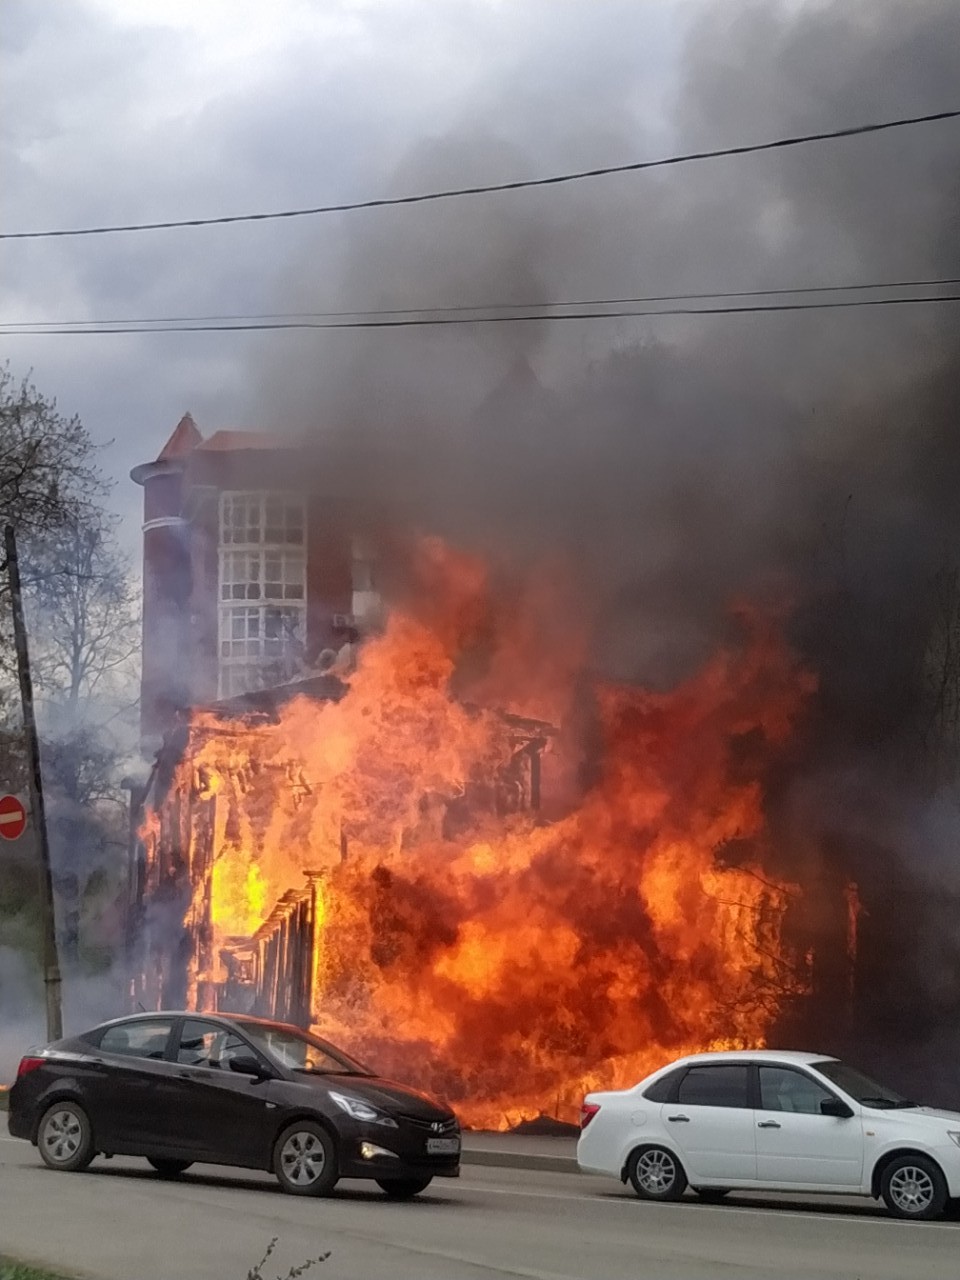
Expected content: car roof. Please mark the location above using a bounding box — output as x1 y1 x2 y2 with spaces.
87 1011 303 1034
662 1049 835 1069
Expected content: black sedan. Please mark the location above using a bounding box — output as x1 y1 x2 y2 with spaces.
7 1012 460 1198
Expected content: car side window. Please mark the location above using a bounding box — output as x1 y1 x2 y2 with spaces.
643 1067 686 1103
676 1065 749 1108
99 1019 174 1060
759 1066 833 1115
177 1019 250 1070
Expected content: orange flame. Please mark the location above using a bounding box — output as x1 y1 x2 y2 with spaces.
157 542 816 1129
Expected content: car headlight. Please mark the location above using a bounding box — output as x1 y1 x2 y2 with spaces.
947 1131 960 1148
328 1090 398 1127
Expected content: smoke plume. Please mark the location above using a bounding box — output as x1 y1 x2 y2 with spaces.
250 0 960 1097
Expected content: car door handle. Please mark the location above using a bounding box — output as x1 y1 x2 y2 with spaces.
757 1120 781 1129
666 1114 690 1123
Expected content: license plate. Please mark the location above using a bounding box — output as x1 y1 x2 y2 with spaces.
426 1137 460 1155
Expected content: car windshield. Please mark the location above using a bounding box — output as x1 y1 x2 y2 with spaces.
813 1060 916 1108
236 1022 371 1076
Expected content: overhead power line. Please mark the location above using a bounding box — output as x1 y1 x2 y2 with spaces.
1 274 957 331
3 292 960 336
2 108 957 242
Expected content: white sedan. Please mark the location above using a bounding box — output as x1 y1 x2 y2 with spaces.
577 1049 960 1220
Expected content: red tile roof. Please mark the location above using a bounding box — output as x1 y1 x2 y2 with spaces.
157 412 202 460
195 430 300 452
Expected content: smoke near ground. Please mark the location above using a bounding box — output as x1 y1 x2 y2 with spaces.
248 1 960 1095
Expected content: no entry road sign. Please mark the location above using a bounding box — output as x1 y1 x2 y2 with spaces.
0 794 27 840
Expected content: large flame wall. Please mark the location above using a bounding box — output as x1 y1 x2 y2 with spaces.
153 544 816 1128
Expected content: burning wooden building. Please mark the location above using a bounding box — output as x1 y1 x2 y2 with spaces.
129 669 556 1032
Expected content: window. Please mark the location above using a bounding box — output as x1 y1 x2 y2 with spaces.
264 497 305 545
222 494 304 547
176 1019 252 1070
812 1060 911 1108
676 1064 749 1109
759 1066 833 1115
220 550 305 602
218 492 307 698
643 1067 686 1103
99 1018 174 1061
221 493 263 545
236 1021 369 1076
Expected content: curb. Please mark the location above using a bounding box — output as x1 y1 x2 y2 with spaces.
461 1148 579 1175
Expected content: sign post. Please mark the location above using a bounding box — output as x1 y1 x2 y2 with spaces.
3 524 63 1041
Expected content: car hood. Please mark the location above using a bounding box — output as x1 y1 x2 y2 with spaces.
881 1105 960 1126
290 1072 455 1120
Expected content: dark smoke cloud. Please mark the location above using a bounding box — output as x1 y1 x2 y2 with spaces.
252 0 960 1090
255 0 959 659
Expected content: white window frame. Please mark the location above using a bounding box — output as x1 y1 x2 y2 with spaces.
217 492 308 699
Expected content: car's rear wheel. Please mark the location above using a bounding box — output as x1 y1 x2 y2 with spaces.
147 1158 193 1179
273 1121 338 1197
627 1146 687 1201
880 1155 948 1221
693 1187 730 1202
37 1102 95 1173
376 1177 433 1199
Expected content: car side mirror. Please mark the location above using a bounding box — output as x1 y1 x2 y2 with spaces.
229 1054 271 1080
821 1097 854 1119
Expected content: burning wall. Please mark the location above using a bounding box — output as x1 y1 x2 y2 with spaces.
133 542 832 1129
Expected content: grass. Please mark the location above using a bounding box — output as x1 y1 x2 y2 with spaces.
0 1261 71 1280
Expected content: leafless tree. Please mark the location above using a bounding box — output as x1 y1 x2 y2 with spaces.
0 363 106 540
25 510 139 720
1 365 136 973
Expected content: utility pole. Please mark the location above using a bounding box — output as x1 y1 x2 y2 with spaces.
3 524 63 1041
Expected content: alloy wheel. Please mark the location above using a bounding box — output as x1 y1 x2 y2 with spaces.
888 1165 936 1216
635 1149 678 1195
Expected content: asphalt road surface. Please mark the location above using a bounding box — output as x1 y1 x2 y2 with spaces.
1 1131 957 1280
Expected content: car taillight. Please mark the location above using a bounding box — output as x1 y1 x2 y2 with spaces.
16 1056 45 1079
580 1102 601 1130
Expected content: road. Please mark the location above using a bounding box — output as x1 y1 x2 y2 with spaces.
0 1129 957 1280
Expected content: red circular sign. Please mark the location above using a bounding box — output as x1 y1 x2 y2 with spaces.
0 794 27 841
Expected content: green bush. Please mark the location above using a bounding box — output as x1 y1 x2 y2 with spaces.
0 1260 70 1280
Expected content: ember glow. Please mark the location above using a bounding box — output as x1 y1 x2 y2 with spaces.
159 541 817 1129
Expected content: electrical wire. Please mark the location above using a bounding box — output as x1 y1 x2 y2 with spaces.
2 274 959 331
2 109 957 241
3 292 960 336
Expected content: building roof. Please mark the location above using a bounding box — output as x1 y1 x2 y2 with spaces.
195 430 300 452
157 412 202 460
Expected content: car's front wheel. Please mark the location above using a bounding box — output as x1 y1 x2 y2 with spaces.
147 1158 193 1179
376 1177 433 1199
627 1146 688 1201
273 1121 338 1197
880 1155 948 1221
37 1102 95 1173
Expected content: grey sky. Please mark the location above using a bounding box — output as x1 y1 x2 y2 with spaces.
0 0 684 541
